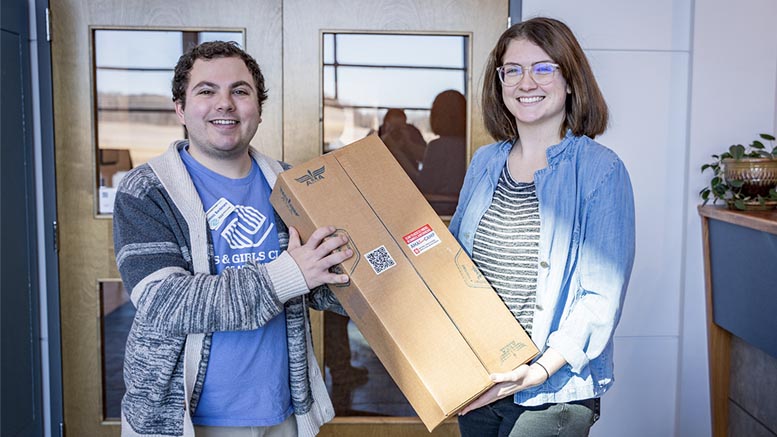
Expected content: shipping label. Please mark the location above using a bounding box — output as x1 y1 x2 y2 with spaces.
402 224 441 256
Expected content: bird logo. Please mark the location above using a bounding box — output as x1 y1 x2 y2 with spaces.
294 166 326 185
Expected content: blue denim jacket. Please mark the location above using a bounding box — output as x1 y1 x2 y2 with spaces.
449 132 635 406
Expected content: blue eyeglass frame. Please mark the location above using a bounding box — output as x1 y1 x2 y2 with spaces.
496 62 560 85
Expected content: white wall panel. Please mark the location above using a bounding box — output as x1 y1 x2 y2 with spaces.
589 50 689 338
513 1 776 436
518 3 692 435
522 0 691 51
681 0 777 435
592 336 679 437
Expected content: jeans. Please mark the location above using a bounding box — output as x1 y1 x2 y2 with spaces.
458 396 600 437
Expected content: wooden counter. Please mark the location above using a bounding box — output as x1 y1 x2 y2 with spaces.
698 205 777 437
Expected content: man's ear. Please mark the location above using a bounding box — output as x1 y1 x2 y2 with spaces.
174 100 186 125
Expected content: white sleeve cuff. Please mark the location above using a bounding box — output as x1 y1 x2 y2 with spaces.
547 332 589 373
265 251 309 303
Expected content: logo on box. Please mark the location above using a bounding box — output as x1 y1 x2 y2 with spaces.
455 249 491 288
278 187 299 217
294 166 326 185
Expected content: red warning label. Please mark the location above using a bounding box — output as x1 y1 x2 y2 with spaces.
402 224 441 256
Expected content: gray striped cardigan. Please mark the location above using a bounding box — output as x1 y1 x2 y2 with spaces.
113 140 341 437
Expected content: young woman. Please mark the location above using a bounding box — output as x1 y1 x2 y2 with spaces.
450 17 635 436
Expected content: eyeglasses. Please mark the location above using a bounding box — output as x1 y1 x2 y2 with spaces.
496 62 560 86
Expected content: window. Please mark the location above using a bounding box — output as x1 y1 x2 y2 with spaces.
323 33 469 216
92 29 242 214
321 32 471 418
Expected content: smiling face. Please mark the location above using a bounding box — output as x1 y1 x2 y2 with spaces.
501 38 569 135
175 57 262 164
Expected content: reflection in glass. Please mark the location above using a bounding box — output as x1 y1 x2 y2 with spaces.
322 32 468 216
93 29 242 214
335 34 466 68
331 67 464 109
198 32 242 44
95 30 183 69
416 90 467 215
324 314 414 417
321 32 470 418
99 281 134 420
323 33 335 64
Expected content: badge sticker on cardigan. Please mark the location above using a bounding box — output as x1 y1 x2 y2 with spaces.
402 224 441 256
206 197 236 230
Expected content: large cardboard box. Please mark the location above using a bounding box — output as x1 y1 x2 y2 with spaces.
270 135 538 431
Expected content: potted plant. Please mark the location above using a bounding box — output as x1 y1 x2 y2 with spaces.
700 133 777 210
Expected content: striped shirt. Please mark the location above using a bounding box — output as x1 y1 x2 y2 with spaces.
472 164 540 335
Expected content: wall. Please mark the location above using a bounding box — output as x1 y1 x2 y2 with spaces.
522 1 691 435
682 0 777 435
522 0 777 436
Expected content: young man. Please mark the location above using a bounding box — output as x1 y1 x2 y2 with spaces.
113 41 352 437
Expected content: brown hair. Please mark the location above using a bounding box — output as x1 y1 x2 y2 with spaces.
172 41 268 115
430 90 466 137
481 17 608 141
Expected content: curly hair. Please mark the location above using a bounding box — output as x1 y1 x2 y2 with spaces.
482 17 608 141
172 41 268 115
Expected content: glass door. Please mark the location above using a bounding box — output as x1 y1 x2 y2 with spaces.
282 1 506 435
51 1 282 435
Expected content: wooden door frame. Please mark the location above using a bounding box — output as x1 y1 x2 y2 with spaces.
51 2 282 435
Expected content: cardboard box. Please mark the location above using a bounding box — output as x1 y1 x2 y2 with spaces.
270 135 538 431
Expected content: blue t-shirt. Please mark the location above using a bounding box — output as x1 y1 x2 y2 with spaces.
181 148 293 426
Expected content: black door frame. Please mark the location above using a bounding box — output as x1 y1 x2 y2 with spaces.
0 1 63 436
1 0 43 435
33 0 65 436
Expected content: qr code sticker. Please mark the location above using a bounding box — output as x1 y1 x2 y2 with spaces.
364 245 396 275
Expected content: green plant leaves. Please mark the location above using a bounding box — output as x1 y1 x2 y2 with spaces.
700 190 711 205
729 144 746 159
699 132 777 209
